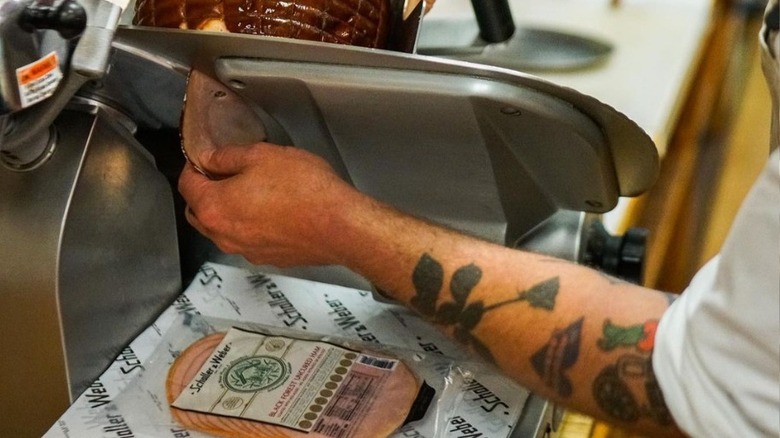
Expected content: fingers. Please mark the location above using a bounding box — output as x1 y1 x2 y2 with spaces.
179 164 213 235
184 205 237 255
178 162 212 207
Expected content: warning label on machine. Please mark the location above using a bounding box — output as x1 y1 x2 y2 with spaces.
16 51 63 108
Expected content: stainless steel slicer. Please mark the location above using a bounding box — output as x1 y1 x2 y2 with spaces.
0 0 658 435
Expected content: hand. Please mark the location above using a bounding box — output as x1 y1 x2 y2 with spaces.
178 142 360 267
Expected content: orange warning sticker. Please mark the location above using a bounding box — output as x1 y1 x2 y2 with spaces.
18 52 59 85
16 51 63 108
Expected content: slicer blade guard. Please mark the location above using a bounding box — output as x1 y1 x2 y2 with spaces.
112 27 658 245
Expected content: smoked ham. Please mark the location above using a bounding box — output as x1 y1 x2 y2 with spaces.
166 332 420 437
133 0 392 49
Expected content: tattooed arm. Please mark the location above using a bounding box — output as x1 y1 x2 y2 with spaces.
179 143 684 437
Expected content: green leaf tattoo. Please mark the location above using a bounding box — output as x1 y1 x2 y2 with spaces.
409 254 561 363
517 277 559 310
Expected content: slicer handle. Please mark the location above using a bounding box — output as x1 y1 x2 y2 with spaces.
19 0 87 39
470 0 515 43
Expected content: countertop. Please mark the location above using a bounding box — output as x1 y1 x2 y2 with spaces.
421 0 716 232
421 0 716 158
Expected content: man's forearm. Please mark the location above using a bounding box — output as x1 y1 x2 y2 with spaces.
178 144 684 436
328 193 683 437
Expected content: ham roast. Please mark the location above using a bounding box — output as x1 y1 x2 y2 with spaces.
133 0 392 49
166 333 421 437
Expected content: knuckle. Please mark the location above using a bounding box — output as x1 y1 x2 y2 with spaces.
195 204 222 229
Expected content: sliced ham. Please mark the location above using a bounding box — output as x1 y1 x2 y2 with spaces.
166 332 420 437
179 69 267 176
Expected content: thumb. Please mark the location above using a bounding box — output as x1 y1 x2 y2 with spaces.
198 145 251 177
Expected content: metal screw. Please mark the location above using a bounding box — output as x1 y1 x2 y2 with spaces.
86 79 104 90
500 107 522 116
229 79 246 89
586 200 603 208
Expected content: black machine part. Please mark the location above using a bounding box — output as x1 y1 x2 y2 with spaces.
19 0 87 39
470 0 516 43
584 221 649 285
515 210 649 286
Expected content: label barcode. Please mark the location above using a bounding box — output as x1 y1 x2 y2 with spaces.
358 355 396 370
324 404 357 422
317 422 348 438
315 371 378 438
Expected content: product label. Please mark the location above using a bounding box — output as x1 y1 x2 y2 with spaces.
173 328 397 437
16 51 62 108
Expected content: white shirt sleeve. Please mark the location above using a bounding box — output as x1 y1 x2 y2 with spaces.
653 3 780 434
652 149 780 437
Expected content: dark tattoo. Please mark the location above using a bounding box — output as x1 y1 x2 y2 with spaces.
593 358 641 422
450 263 482 303
593 354 672 426
594 318 671 426
411 253 444 317
409 253 560 363
530 318 584 397
435 263 492 361
597 319 658 353
644 359 674 426
516 277 559 310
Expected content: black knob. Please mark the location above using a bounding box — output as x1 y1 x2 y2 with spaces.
19 0 87 40
470 0 516 43
584 221 649 285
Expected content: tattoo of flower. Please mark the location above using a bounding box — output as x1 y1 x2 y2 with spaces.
409 253 560 363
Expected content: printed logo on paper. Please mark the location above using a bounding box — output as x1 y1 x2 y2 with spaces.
264 339 286 352
221 396 244 410
223 356 289 392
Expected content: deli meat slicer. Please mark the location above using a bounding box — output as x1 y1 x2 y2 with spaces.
0 0 658 435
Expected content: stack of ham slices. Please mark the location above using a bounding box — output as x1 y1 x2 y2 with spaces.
167 333 421 437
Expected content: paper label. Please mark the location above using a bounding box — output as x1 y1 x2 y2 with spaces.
16 51 62 108
173 327 398 436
